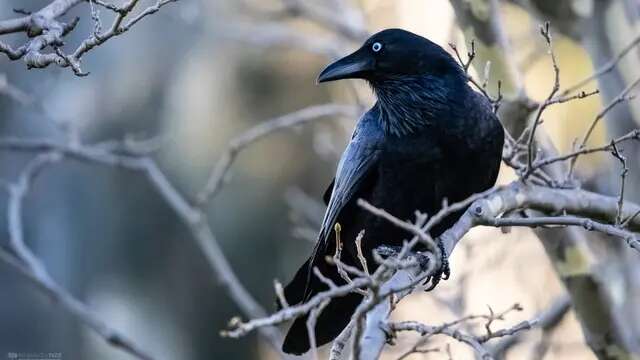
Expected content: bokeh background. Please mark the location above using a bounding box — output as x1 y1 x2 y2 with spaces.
0 0 638 359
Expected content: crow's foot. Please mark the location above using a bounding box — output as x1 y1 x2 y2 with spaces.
422 239 450 291
374 243 450 291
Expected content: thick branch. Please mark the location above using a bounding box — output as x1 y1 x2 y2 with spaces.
439 182 640 254
0 0 82 35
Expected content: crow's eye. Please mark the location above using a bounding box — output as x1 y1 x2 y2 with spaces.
371 42 383 52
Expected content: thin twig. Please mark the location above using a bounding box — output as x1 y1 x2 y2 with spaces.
490 296 571 358
332 223 366 295
306 299 331 360
560 33 640 97
610 142 629 226
0 0 179 75
355 230 369 275
197 104 359 205
449 41 502 110
524 22 560 177
567 76 640 177
529 129 640 172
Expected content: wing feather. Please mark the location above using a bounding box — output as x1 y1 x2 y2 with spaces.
317 141 380 248
306 113 382 285
292 111 383 301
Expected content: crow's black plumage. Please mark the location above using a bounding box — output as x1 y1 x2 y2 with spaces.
281 29 504 355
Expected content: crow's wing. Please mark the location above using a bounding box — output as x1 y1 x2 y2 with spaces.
283 111 382 304
312 113 383 263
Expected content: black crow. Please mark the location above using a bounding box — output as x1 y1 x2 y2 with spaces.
282 28 504 355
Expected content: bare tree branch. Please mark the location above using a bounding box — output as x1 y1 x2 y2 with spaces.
391 315 535 360
0 0 179 75
0 152 155 360
196 104 359 206
524 22 560 177
0 101 358 357
559 33 640 97
490 296 571 359
0 73 33 106
221 170 640 357
438 183 640 254
567 76 640 176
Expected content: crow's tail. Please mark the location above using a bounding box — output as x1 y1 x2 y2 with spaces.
281 256 363 355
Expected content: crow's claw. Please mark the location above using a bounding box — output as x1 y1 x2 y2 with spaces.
375 243 450 291
422 239 450 291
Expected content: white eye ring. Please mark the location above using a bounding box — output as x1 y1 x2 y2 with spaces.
372 42 383 52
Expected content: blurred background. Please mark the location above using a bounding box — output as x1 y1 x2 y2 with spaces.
0 0 638 359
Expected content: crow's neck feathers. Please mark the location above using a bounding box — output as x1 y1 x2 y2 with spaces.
371 72 467 137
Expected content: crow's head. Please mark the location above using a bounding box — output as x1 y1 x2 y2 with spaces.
317 28 463 84
319 29 468 136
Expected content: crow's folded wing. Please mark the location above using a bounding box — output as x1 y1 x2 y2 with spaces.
284 111 383 303
311 115 383 265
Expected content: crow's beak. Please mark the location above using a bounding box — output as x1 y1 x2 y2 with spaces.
317 49 374 83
